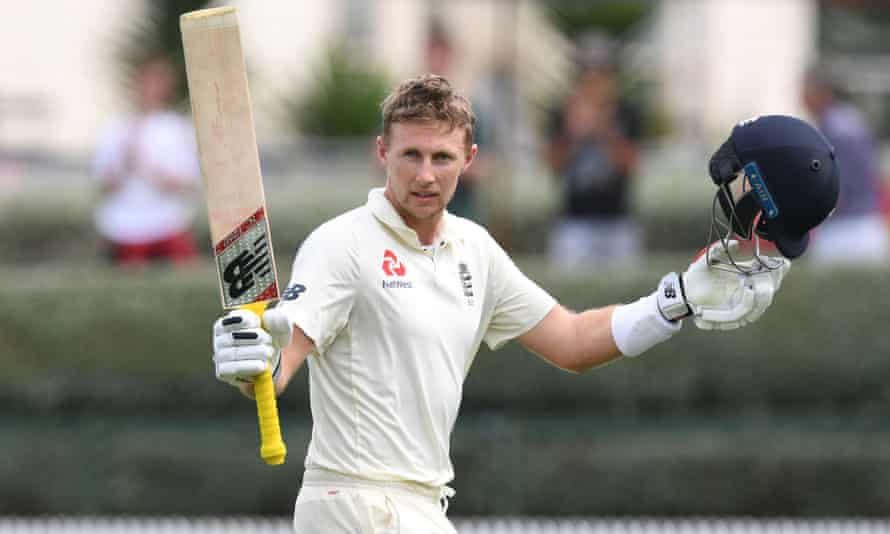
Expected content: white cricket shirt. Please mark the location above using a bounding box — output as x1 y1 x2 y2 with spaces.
92 111 201 244
280 188 556 487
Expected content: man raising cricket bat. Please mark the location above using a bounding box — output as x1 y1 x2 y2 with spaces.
197 13 839 534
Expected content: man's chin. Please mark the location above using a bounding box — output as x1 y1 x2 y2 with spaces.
408 203 445 220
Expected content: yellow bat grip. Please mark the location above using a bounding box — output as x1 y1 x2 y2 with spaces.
241 302 287 465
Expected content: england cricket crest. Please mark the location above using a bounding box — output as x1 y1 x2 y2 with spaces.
214 206 279 308
458 261 475 306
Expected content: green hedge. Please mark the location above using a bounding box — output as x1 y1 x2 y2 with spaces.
4 262 890 516
3 262 889 417
6 414 890 516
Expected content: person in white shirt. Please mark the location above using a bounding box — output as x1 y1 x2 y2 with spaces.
211 75 792 533
92 55 201 266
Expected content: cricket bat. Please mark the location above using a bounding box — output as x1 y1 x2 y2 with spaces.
180 6 286 465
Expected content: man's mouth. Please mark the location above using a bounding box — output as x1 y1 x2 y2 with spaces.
412 192 438 199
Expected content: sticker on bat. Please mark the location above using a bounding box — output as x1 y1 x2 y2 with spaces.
215 207 278 307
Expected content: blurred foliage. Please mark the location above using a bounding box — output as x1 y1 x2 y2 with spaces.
7 413 890 516
544 0 654 39
819 0 890 54
114 0 212 106
3 263 890 417
287 43 391 138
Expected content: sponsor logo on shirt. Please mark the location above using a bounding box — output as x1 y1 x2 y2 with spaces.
383 279 413 289
382 249 406 277
382 249 412 289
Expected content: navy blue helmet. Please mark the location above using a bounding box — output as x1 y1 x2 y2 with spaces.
708 115 840 259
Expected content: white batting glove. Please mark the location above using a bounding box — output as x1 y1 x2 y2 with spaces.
680 241 790 330
212 306 293 388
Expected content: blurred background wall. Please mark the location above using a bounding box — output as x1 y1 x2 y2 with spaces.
0 0 817 155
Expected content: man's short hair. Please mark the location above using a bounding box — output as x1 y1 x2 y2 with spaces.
381 74 476 148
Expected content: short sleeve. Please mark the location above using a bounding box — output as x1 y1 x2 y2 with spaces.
278 224 358 355
482 236 556 350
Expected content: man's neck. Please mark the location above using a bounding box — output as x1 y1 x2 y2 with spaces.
384 190 443 246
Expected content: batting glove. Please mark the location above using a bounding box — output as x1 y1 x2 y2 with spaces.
212 306 293 388
660 240 790 330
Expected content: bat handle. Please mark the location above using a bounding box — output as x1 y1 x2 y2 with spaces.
254 367 287 465
241 301 287 465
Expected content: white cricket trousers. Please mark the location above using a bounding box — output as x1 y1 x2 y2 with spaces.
292 468 458 534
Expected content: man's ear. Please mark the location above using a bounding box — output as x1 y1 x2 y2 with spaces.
463 143 478 171
376 136 388 165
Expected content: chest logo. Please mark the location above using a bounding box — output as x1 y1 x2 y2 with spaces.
458 261 475 306
382 249 407 277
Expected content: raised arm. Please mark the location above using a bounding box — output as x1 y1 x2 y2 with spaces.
518 304 620 373
519 241 790 373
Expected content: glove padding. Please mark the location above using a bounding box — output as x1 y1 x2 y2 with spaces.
682 240 790 330
212 306 293 387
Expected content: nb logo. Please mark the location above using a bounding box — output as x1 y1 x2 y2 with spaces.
663 282 677 299
382 249 406 277
223 235 272 299
282 284 307 301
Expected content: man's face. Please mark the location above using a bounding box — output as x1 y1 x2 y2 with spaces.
136 59 176 111
378 121 476 227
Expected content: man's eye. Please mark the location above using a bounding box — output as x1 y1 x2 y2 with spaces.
434 153 454 161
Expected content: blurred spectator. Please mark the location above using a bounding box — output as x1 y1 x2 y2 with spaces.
546 33 643 269
423 16 488 224
802 64 888 265
92 54 202 267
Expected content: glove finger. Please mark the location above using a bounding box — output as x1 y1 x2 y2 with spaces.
717 319 742 331
214 328 273 351
707 239 740 264
770 258 791 290
744 277 775 324
216 359 267 382
693 316 715 330
213 309 262 336
698 286 755 323
214 344 276 364
683 268 741 306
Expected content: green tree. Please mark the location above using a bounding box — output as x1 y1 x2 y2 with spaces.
288 43 391 138
545 0 654 39
114 0 213 106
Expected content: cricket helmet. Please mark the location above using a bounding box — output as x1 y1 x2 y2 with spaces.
708 115 840 259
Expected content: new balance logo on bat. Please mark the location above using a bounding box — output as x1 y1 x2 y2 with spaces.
223 234 272 299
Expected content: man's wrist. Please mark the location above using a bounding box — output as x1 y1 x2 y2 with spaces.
611 293 682 357
656 272 693 322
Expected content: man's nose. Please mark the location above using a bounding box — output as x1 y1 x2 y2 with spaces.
417 161 436 183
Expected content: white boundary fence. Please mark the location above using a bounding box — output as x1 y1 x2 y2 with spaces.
1 518 889 533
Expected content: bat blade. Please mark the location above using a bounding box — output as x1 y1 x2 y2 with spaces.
181 6 278 310
181 6 286 466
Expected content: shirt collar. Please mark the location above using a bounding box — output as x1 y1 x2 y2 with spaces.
366 188 457 249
